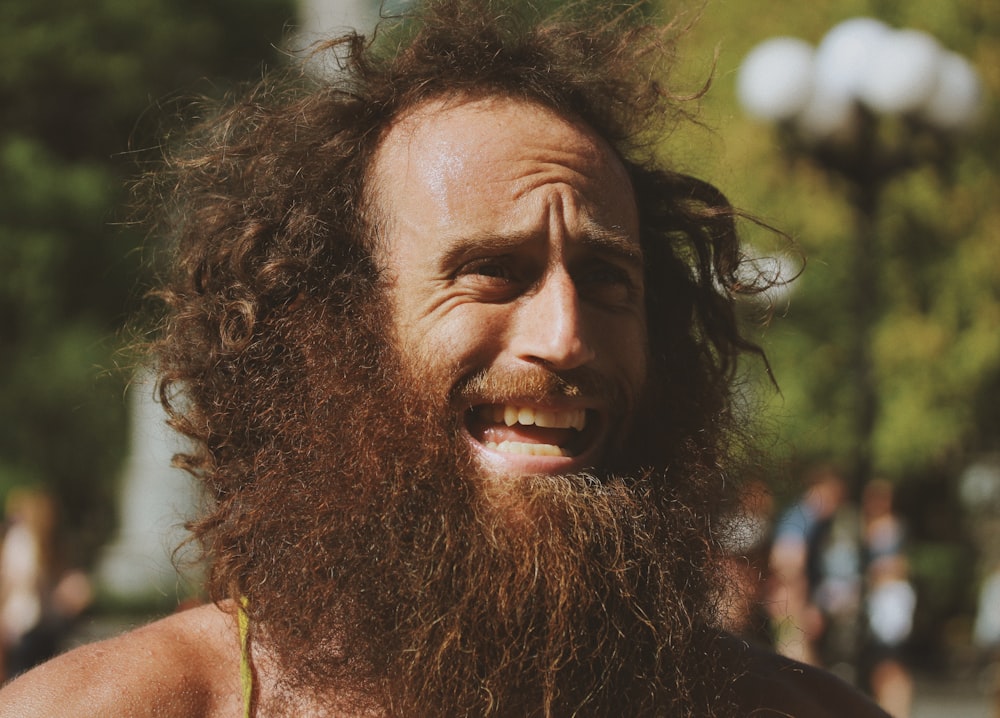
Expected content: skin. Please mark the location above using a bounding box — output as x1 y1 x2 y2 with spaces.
0 602 242 718
372 94 648 485
0 96 890 718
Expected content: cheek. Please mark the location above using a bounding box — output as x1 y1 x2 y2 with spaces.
628 346 650 396
399 306 507 382
609 317 649 398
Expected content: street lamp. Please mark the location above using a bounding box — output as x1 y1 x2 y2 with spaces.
738 18 982 141
736 18 983 495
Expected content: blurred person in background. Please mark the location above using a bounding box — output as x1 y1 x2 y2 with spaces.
0 488 92 680
768 465 862 670
973 562 1000 718
858 479 915 717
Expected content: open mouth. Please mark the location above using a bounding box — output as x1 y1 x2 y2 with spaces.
464 403 598 458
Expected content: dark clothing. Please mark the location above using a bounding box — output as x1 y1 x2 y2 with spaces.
727 636 891 717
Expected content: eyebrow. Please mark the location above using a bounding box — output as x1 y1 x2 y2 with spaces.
437 224 643 270
579 225 644 263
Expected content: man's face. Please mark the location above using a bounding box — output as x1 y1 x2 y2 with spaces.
370 95 648 485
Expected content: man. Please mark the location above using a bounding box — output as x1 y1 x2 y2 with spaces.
0 1 889 715
768 465 855 666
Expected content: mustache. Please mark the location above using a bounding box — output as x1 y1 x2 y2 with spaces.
450 364 627 410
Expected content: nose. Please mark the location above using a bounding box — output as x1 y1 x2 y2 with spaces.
511 269 596 370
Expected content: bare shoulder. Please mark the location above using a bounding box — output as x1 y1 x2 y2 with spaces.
0 602 243 718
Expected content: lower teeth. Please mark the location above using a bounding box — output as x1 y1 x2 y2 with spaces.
484 440 568 457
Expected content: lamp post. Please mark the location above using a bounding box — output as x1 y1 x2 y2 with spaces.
736 18 982 496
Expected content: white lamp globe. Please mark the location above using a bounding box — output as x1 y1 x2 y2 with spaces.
814 17 892 99
737 37 815 122
795 83 859 141
858 28 944 115
921 51 983 131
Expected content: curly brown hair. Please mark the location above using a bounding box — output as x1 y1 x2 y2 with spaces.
144 0 768 607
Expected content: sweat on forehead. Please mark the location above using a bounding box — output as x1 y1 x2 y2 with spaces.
366 93 639 260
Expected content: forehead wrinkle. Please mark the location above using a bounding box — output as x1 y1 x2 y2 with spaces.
433 221 642 276
507 142 615 192
370 94 641 268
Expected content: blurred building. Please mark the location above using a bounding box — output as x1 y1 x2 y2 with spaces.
96 371 200 604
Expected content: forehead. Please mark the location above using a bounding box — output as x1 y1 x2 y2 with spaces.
367 94 638 248
375 94 624 170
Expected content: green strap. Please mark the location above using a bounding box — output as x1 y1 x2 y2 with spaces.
238 597 253 718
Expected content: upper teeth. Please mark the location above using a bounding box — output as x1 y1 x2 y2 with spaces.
481 405 586 431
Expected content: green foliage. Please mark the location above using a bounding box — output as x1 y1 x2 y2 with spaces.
663 0 1000 651
668 0 1000 483
4 0 997 604
0 0 293 566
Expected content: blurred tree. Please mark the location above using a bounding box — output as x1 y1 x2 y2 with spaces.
667 0 999 483
0 0 294 568
665 0 998 659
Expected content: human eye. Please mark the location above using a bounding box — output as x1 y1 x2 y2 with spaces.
454 256 522 301
462 258 512 280
575 260 641 307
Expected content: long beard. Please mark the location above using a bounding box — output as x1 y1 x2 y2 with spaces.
376 473 737 717
234 303 741 717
